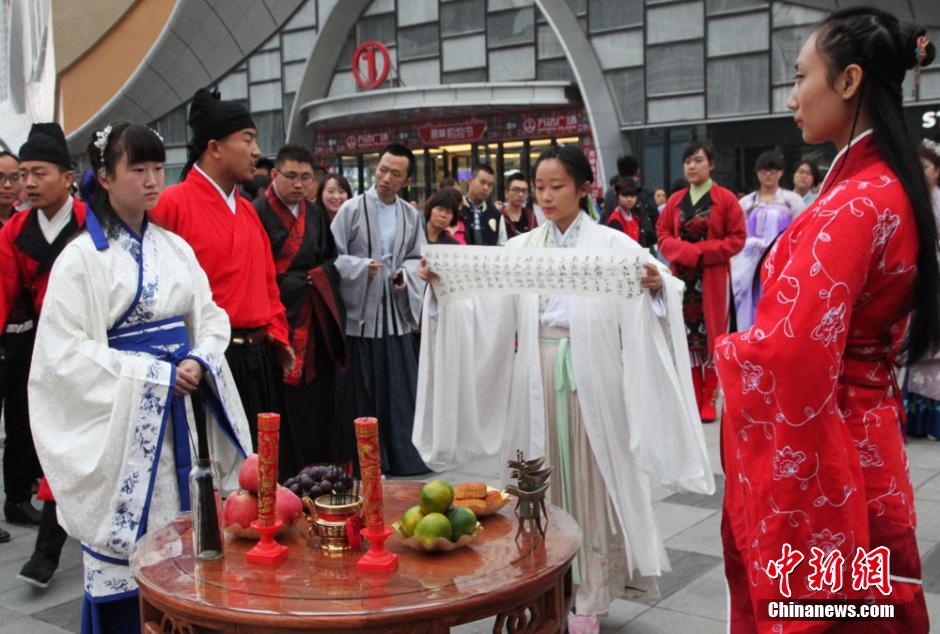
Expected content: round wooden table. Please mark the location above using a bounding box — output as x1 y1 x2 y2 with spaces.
132 480 581 633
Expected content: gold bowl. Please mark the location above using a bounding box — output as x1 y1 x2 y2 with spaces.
303 494 363 552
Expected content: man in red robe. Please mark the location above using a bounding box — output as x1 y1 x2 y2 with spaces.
152 89 293 448
0 123 86 587
252 144 346 479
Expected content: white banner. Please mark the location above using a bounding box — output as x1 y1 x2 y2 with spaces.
422 245 648 305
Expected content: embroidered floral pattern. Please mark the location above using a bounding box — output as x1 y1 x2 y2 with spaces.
810 304 846 347
807 528 846 556
772 446 807 480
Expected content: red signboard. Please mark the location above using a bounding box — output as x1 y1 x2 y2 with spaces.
521 112 585 136
416 119 487 145
352 41 391 90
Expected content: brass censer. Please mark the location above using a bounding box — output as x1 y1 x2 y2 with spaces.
303 494 364 553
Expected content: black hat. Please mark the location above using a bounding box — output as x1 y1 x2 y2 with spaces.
188 88 256 155
19 123 71 169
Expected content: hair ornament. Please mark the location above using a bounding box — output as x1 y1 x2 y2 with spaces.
93 124 113 165
149 127 164 143
914 34 930 93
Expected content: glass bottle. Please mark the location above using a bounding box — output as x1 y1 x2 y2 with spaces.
189 458 224 560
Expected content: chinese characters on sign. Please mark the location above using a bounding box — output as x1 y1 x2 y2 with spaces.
422 245 648 305
766 543 892 598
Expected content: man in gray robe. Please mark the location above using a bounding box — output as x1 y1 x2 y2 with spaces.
330 144 429 475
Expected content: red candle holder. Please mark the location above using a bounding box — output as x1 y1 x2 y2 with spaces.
246 413 288 565
246 519 288 565
354 418 398 574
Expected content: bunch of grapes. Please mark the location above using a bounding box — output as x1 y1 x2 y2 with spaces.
283 464 355 501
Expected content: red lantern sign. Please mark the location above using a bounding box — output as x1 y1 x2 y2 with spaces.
352 41 391 90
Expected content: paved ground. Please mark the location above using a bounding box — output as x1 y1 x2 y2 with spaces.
1 422 938 633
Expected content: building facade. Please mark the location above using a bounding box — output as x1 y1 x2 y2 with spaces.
64 0 940 199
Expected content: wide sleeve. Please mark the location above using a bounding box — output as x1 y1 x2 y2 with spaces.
619 271 714 493
656 194 701 268
393 209 428 330
413 293 517 470
0 221 24 331
331 199 373 330
27 246 176 554
697 190 746 266
715 191 882 609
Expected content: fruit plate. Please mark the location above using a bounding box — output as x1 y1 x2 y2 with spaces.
453 487 510 518
391 521 484 552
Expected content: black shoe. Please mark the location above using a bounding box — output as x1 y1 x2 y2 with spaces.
4 501 41 525
17 553 57 589
0 527 9 543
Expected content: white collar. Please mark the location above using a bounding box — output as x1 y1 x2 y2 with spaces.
551 211 584 245
194 163 237 214
819 128 874 193
37 197 74 244
366 186 399 208
273 182 300 218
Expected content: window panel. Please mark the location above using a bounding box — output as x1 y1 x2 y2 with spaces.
647 95 704 123
398 0 438 26
708 12 769 56
707 55 768 116
565 0 586 15
336 36 356 70
328 71 357 96
771 25 812 84
249 51 281 82
283 61 306 93
398 58 441 86
399 23 440 59
706 0 767 14
441 68 487 83
537 59 573 81
489 0 532 9
647 2 704 44
487 8 535 47
771 2 826 27
285 1 318 29
282 29 316 62
441 34 486 71
217 71 248 100
250 81 283 112
588 0 642 32
605 67 645 125
772 85 791 113
165 147 187 165
358 14 396 45
645 42 704 96
538 24 564 59
488 46 536 80
153 105 189 145
441 0 485 36
920 70 940 100
364 0 394 15
592 30 643 69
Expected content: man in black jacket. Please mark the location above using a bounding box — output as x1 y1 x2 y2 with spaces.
462 164 503 245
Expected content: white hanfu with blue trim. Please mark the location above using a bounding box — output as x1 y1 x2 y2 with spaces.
28 216 252 603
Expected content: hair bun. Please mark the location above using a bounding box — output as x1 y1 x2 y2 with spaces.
902 25 935 70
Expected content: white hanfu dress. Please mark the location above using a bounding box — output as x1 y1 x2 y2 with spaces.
414 211 714 615
28 212 252 617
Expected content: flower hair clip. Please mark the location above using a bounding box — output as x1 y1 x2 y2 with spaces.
149 127 164 143
914 35 930 94
93 124 113 164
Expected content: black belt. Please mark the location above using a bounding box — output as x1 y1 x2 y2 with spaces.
230 327 266 346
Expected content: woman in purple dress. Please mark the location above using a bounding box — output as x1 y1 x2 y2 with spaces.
731 151 805 330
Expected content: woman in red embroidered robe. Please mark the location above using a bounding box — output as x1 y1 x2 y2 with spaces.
657 141 746 422
716 9 938 632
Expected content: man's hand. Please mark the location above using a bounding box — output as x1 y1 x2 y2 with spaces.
174 359 204 396
268 335 297 375
640 262 663 292
367 260 384 278
418 259 438 283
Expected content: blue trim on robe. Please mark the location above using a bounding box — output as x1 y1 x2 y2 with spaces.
81 545 129 566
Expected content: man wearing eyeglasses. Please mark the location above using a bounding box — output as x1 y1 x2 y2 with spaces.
252 145 346 478
497 172 538 240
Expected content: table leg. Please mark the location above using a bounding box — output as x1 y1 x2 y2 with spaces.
493 564 572 633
